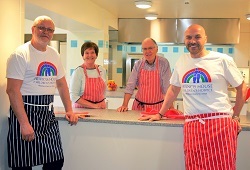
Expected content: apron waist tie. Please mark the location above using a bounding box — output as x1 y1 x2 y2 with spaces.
135 98 164 108
85 98 106 104
185 113 231 124
23 102 53 111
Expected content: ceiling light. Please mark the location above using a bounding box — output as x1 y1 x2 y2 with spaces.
184 0 190 4
145 13 158 20
135 0 152 9
246 14 250 20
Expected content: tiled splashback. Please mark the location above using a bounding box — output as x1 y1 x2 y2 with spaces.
110 43 235 86
119 44 234 71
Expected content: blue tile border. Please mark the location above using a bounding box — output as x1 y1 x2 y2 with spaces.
131 46 136 52
117 45 123 51
70 68 75 76
173 47 179 53
98 40 104 48
106 41 109 48
184 48 188 53
162 47 168 52
71 40 77 48
217 48 223 53
228 48 234 54
117 68 123 73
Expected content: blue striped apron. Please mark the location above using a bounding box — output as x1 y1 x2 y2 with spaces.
7 95 64 168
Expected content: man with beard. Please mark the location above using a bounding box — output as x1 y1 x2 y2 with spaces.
139 24 247 170
6 16 78 170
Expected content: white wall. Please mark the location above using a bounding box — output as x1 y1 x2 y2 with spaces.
65 31 108 82
0 0 24 169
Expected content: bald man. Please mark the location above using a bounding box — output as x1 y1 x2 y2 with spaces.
139 24 247 170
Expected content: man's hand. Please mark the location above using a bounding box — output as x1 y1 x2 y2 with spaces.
20 123 35 142
233 119 242 135
138 114 161 121
117 106 128 112
237 121 242 134
65 111 78 125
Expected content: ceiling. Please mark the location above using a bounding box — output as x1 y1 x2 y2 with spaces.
25 0 250 32
90 0 250 24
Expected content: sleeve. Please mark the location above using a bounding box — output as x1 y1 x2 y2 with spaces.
160 57 172 94
6 51 27 80
170 56 183 87
223 56 244 87
170 68 181 87
124 59 142 94
69 67 85 103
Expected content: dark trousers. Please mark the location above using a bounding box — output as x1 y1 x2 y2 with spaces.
12 159 64 170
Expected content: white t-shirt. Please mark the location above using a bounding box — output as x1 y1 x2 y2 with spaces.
171 51 243 115
69 66 107 103
6 41 65 95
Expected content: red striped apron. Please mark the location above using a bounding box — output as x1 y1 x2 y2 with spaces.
74 64 106 108
184 113 238 170
132 57 164 111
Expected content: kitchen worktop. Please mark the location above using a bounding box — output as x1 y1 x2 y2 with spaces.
53 107 250 170
55 107 250 131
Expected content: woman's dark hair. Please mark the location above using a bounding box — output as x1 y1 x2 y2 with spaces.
81 42 99 56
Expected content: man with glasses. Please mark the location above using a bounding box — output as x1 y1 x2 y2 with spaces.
117 38 173 112
6 15 78 170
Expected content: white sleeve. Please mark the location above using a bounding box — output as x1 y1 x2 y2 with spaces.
223 56 244 87
69 67 85 103
170 67 181 87
6 52 27 80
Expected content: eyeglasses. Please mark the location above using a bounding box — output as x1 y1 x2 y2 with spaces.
142 46 155 52
35 26 55 33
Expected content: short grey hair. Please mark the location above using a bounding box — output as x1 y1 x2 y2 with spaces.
32 15 55 27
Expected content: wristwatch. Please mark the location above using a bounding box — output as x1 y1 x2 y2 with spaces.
232 115 240 122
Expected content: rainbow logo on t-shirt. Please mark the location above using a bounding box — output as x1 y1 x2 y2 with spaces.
37 62 57 76
182 68 211 83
